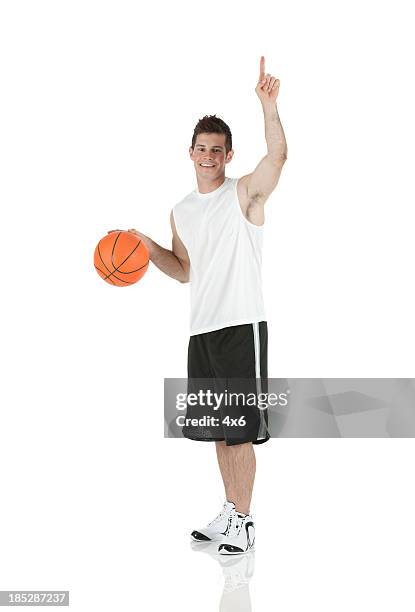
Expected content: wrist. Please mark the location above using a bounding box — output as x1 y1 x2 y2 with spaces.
142 236 155 258
261 100 277 114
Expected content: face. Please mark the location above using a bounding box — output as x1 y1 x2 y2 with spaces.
189 133 234 180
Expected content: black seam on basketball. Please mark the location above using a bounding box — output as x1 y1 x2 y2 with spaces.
94 264 116 285
101 254 148 280
110 232 122 268
97 234 131 283
111 260 150 275
97 243 132 284
98 234 147 280
97 233 148 283
97 243 134 285
110 234 143 274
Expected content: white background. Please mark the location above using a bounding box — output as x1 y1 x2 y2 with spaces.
1 0 414 610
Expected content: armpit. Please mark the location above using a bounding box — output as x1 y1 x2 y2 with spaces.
248 191 265 206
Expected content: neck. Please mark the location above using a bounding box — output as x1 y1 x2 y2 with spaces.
196 173 226 194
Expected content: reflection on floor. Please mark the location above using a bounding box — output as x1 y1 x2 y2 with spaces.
190 541 254 612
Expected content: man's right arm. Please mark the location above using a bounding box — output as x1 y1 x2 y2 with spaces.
147 211 190 283
115 212 190 283
169 210 190 283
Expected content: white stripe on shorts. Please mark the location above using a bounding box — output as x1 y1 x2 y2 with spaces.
252 322 268 440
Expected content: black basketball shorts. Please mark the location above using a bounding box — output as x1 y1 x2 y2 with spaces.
182 321 270 446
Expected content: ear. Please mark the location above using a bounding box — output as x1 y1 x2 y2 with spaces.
225 149 234 164
189 146 194 158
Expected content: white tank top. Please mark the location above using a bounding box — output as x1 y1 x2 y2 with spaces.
172 176 266 336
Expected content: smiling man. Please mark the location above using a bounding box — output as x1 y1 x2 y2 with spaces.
125 56 287 554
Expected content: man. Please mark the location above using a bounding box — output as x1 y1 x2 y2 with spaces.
118 56 287 554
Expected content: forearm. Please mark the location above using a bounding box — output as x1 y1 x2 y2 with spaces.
147 239 189 283
262 102 287 162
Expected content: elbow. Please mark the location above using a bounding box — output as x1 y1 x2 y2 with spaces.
174 257 190 283
178 270 190 283
269 145 287 165
178 263 190 283
273 150 287 165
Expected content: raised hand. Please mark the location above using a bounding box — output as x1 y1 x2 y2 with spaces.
255 56 280 106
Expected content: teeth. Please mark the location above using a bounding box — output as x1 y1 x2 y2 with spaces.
200 164 214 167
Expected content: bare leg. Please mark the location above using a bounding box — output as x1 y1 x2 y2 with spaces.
215 441 256 514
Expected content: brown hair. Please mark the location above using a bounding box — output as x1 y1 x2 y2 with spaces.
191 115 232 153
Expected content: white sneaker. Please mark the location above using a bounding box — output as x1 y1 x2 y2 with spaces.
218 512 255 555
191 501 236 542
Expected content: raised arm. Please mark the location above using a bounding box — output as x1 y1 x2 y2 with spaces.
238 56 287 226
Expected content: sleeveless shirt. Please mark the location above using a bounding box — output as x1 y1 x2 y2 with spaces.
172 176 266 336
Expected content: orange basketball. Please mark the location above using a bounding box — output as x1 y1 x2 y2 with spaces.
94 231 149 286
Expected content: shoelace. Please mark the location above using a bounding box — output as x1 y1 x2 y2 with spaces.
208 503 230 527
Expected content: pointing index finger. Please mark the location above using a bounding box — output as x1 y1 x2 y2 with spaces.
259 56 265 80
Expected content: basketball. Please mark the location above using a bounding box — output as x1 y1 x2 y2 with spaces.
94 231 149 286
